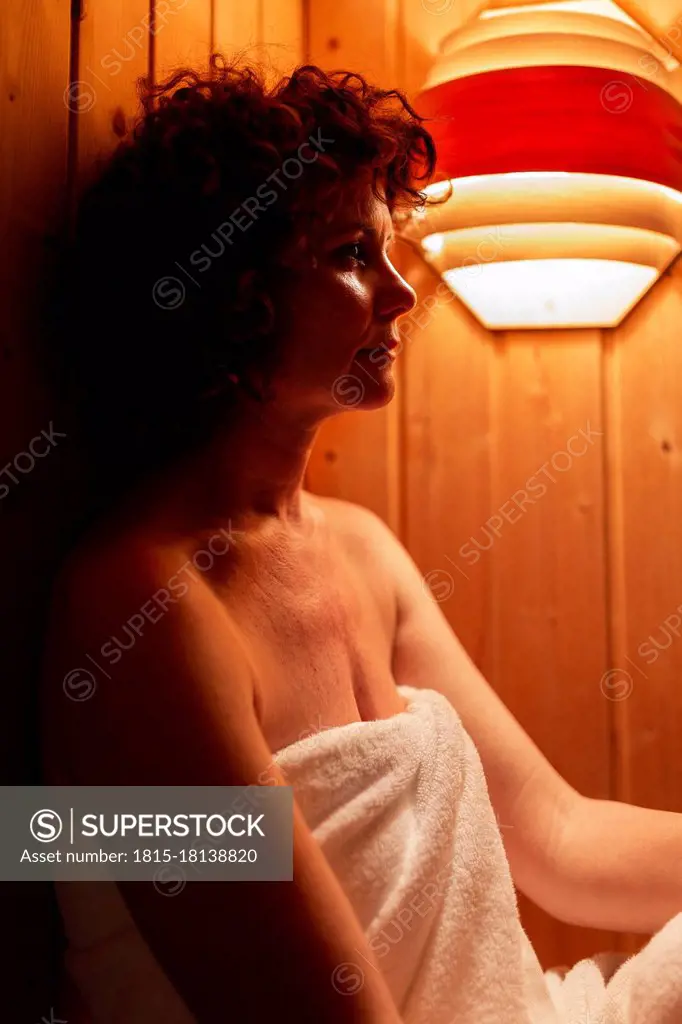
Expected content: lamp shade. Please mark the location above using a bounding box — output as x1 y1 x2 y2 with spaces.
410 0 682 330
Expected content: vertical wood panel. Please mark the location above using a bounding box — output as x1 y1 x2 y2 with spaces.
305 0 405 532
66 0 151 657
488 332 616 967
262 0 303 55
214 0 303 78
75 1 149 187
397 257 615 967
1 2 71 449
153 0 212 80
44 4 151 1017
0 0 71 1018
400 250 493 667
261 0 304 78
214 0 261 62
308 0 400 82
607 264 682 958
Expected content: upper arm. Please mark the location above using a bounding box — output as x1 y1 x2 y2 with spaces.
339 503 580 910
41 546 401 1024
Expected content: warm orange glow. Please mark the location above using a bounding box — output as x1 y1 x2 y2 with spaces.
408 173 682 328
433 0 680 85
443 259 659 329
412 0 682 328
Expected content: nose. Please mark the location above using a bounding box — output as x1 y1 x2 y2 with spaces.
377 260 417 323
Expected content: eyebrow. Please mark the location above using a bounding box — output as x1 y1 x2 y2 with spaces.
327 222 395 245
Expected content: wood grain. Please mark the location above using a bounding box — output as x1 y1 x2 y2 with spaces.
153 0 212 81
0 0 71 1017
487 330 617 966
606 258 682 957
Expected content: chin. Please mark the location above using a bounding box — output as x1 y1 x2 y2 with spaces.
360 376 396 409
330 361 396 412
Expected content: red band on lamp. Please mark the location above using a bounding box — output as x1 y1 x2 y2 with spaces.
416 65 682 191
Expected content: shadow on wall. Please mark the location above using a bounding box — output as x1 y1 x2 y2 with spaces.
2 212 98 1021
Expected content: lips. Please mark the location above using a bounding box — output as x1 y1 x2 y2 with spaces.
355 346 397 360
357 337 400 355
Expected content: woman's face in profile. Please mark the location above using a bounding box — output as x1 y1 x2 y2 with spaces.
262 182 417 417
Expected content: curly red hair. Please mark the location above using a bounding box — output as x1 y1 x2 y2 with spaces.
47 53 444 515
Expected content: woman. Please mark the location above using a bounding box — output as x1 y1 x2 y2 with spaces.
41 53 444 1022
41 54 678 1024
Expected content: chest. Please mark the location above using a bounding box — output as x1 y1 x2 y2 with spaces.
219 539 404 754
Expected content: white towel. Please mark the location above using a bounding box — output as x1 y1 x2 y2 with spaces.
274 682 561 1024
274 683 682 1024
544 914 682 1024
55 682 682 1023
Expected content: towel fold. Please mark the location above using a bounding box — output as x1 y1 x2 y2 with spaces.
545 913 682 1024
273 683 682 1024
273 682 561 1024
54 683 682 1023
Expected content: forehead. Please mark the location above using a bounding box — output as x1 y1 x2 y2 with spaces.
324 184 393 234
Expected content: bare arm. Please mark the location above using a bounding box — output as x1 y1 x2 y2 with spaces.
45 548 403 1024
543 795 682 934
332 501 581 918
342 502 682 935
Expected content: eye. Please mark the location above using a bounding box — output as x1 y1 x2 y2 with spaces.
336 241 368 265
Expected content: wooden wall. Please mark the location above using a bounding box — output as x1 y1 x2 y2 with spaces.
2 1 73 1015
3 0 680 1014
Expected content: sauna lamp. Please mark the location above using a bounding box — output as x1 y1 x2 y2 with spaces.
410 0 682 330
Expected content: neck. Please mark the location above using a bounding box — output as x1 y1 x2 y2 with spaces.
189 397 320 525
105 391 324 544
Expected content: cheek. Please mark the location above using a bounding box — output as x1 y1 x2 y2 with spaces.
273 273 372 373
336 274 371 313
315 285 370 361
313 276 373 337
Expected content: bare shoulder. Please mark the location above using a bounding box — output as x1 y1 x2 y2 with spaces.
302 491 421 605
303 490 399 555
41 529 254 784
45 525 245 668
